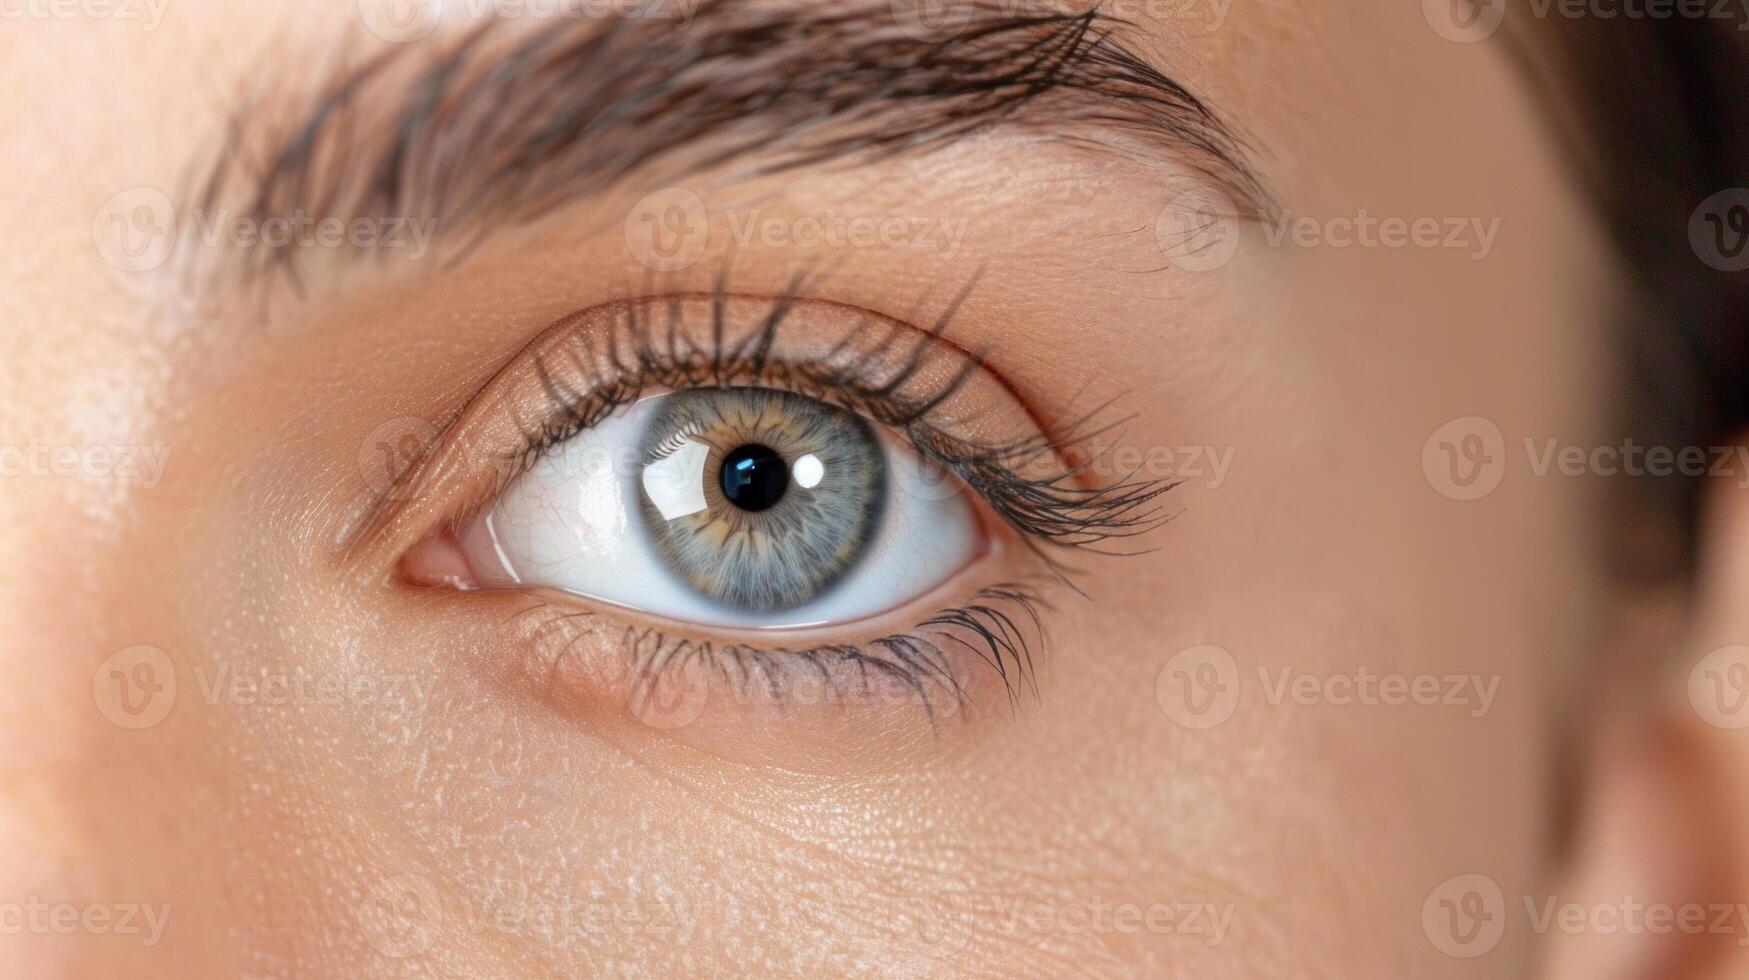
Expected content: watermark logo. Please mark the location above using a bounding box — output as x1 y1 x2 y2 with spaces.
1422 416 1507 501
93 187 175 273
358 0 444 42
1431 0 1749 42
1690 645 1749 730
1156 645 1240 729
360 417 442 500
890 448 966 504
1424 874 1749 956
1423 873 1506 957
1140 0 1233 33
1526 0 1749 27
1423 0 1507 42
1157 649 1500 726
1526 895 1749 944
1425 421 1749 501
360 874 443 958
625 187 709 272
1155 187 1241 272
625 191 966 268
627 666 710 730
1691 189 1749 272
900 872 974 947
890 0 973 41
92 645 176 730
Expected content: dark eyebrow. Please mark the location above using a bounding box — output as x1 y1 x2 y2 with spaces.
184 0 1270 291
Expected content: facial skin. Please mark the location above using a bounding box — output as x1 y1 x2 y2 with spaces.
5 0 1749 977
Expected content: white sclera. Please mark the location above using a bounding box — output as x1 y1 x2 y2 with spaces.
460 393 982 629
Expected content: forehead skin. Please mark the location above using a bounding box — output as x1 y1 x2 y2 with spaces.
0 1 1603 977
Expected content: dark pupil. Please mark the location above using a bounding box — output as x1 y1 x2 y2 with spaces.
720 444 789 512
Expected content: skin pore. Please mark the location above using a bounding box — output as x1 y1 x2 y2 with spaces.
4 1 1745 977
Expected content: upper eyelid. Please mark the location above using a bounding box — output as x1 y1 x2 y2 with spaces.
343 290 1059 563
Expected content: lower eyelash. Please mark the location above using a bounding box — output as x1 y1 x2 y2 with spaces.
526 583 1051 725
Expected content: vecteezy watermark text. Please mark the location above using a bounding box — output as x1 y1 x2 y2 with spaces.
359 0 700 43
194 663 436 713
1156 646 1501 730
1422 416 1749 502
1261 210 1501 260
1257 666 1499 718
0 899 170 946
0 442 169 487
724 208 969 259
1425 0 1749 45
188 209 436 260
457 893 694 947
1423 873 1749 958
94 186 439 274
991 897 1233 945
358 873 692 959
623 187 973 271
0 0 169 29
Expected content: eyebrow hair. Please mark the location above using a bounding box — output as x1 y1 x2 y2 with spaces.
184 0 1270 291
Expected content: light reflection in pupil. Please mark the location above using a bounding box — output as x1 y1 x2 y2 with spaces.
720 444 788 512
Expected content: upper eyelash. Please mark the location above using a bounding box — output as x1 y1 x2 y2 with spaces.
500 271 1180 568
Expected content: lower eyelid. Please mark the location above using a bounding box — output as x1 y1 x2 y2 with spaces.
488 572 1056 743
402 493 1051 730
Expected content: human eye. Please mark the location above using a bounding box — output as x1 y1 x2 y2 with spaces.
462 383 981 629
376 283 1172 739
